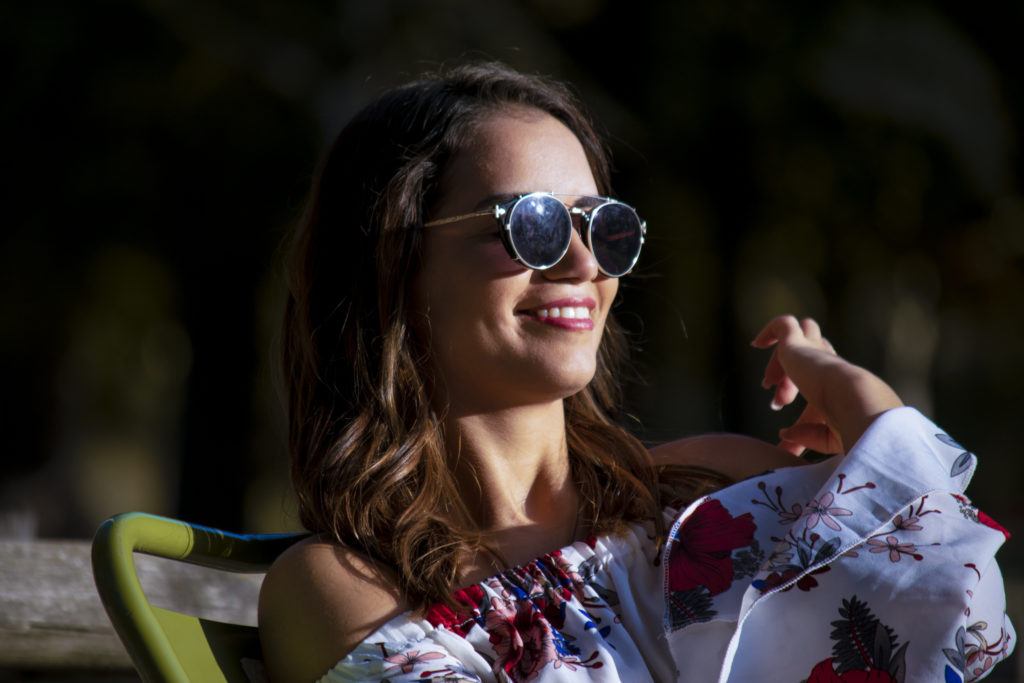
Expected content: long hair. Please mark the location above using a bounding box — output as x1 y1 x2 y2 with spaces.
281 62 725 607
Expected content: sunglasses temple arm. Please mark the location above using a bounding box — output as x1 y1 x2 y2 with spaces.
423 208 495 227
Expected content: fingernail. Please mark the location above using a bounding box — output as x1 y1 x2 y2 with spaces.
770 399 784 411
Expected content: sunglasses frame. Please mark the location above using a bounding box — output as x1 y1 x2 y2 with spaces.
424 192 647 277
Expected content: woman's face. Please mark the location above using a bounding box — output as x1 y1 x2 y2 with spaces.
415 107 619 413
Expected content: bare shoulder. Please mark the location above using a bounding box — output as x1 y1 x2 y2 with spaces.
258 535 407 683
649 432 806 481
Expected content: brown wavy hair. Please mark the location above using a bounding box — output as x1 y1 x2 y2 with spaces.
281 62 726 607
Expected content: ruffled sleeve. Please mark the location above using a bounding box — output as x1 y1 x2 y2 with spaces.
663 407 1015 682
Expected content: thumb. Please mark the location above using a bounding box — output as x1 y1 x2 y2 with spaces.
778 423 843 455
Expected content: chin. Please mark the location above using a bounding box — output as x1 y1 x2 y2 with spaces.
545 367 598 400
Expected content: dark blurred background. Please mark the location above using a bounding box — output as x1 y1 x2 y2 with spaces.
2 0 1021 633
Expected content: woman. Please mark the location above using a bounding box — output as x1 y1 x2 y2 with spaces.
259 63 1013 682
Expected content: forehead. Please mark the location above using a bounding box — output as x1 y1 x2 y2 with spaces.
435 108 599 214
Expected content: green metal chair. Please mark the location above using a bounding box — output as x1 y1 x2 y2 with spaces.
92 512 306 683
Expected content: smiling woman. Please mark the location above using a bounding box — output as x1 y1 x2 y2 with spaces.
415 109 619 413
257 63 1014 683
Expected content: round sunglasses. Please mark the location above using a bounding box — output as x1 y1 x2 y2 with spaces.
424 192 646 277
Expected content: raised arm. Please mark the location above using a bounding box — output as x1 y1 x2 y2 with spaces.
751 315 903 456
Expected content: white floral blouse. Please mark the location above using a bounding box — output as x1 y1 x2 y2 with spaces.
319 408 1014 682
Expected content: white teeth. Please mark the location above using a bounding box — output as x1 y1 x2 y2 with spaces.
533 306 592 320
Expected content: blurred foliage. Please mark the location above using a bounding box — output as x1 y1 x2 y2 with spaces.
1 0 1021 584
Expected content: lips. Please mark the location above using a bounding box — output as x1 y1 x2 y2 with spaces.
517 297 596 330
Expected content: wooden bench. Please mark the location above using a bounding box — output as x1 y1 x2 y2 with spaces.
0 538 262 676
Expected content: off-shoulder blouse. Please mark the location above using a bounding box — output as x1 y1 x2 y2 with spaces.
317 409 1014 682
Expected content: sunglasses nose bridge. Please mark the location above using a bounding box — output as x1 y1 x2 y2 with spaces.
567 205 591 237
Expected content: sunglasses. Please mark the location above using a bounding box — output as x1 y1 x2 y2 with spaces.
424 192 646 277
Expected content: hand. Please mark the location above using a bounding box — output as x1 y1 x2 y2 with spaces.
751 316 903 456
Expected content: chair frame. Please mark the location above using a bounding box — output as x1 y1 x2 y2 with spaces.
92 511 305 683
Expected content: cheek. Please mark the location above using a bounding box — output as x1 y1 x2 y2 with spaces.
476 244 523 276
596 279 619 326
414 259 513 354
422 230 521 280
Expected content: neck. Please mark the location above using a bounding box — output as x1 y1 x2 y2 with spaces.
446 400 581 567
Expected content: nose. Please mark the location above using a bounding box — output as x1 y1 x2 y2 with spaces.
542 228 600 282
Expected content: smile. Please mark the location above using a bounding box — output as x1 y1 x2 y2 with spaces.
518 298 597 330
536 306 591 320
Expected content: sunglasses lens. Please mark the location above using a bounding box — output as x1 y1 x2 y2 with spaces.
590 203 644 276
507 194 572 269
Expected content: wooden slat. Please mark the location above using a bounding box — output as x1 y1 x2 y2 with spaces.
0 539 263 669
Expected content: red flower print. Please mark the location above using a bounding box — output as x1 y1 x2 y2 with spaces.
756 565 831 593
952 495 1011 541
553 553 585 587
807 658 896 682
485 597 557 681
978 509 1011 540
424 585 485 637
667 499 756 596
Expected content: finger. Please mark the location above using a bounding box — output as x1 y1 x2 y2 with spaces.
750 315 801 349
799 317 822 341
778 402 826 440
792 402 827 426
758 316 804 387
779 403 841 453
771 376 800 410
779 423 843 455
778 439 807 457
761 347 785 389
